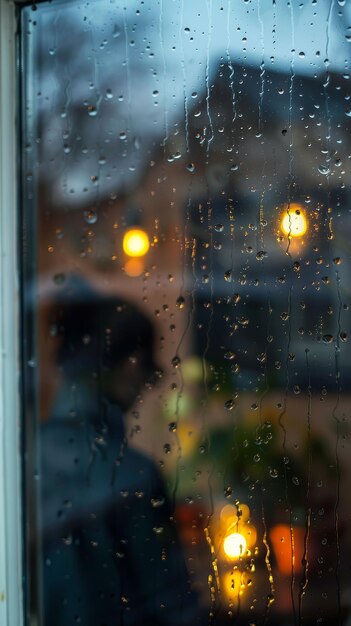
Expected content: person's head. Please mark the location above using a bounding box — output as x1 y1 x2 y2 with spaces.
53 279 160 411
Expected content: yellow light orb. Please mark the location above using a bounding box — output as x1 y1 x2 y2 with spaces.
123 229 150 257
223 532 247 559
281 205 307 238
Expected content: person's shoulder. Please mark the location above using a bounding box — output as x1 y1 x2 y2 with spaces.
122 445 165 489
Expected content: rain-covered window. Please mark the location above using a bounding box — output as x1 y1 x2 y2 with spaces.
21 1 351 624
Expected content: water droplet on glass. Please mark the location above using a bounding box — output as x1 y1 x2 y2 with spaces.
151 497 165 508
87 105 97 117
186 163 195 172
84 209 97 224
224 486 232 498
238 316 249 327
116 551 125 559
176 296 185 309
62 534 73 546
318 164 330 175
171 355 181 368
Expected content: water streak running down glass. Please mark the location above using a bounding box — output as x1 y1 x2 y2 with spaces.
21 1 351 624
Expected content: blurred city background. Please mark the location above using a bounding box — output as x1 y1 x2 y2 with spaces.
21 0 351 624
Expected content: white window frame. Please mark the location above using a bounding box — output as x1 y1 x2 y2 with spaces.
0 1 23 625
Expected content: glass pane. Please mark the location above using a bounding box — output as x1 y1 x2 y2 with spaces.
21 1 351 624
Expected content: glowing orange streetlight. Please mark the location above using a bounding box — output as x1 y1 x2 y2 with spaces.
223 532 247 559
219 502 256 561
280 204 307 238
122 228 150 257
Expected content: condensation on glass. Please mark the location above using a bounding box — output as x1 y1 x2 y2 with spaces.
21 1 351 624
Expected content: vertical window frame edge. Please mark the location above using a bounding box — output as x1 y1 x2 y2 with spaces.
0 1 23 625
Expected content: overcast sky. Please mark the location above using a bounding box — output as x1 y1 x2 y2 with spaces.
25 0 351 206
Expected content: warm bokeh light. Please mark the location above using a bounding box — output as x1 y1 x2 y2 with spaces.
281 204 307 238
182 356 209 384
222 570 245 601
223 532 247 559
269 524 304 575
244 522 257 549
123 228 150 257
220 504 238 524
124 257 144 277
237 503 250 523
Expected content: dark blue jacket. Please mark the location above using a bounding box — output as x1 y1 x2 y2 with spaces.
40 395 201 625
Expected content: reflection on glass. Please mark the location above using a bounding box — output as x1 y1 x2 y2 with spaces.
21 1 351 625
39 282 200 625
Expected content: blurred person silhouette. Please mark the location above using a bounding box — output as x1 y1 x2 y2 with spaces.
39 276 202 626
